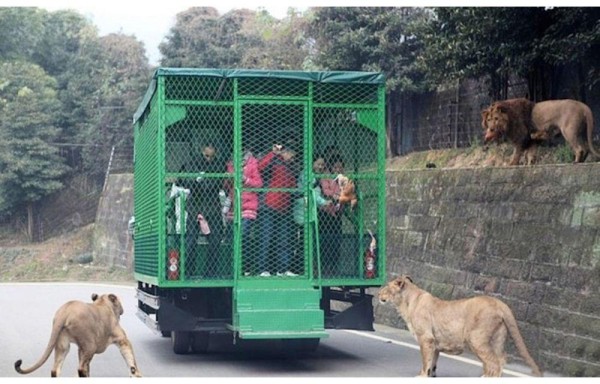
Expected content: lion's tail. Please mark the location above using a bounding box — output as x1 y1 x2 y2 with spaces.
585 104 600 159
14 317 64 375
500 303 543 377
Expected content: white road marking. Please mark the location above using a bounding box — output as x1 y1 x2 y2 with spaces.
343 329 531 377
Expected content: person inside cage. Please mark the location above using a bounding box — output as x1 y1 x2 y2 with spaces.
223 146 263 275
293 156 333 275
257 143 297 277
319 153 345 277
178 143 225 277
323 144 342 168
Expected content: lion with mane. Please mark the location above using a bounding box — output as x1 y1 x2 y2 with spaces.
481 98 537 165
529 99 600 163
482 98 600 164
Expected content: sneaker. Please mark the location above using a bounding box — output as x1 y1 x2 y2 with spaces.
244 272 251 276
259 271 271 277
284 271 298 277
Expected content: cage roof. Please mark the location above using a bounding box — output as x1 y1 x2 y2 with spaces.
155 67 385 84
133 68 385 124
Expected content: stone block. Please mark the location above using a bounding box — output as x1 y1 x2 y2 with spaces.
529 263 561 284
569 313 600 339
472 275 499 294
484 256 530 280
582 206 600 228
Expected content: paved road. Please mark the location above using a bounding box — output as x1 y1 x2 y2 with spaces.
0 283 548 378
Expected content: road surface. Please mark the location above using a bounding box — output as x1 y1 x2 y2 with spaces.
0 283 549 378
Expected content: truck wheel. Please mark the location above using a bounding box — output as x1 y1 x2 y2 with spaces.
171 331 191 354
191 331 210 353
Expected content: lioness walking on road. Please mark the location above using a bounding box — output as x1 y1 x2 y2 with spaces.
14 293 141 377
378 276 542 377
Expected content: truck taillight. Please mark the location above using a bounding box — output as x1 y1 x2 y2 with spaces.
364 231 377 279
168 249 179 280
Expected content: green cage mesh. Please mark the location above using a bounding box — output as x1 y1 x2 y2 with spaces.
133 69 385 286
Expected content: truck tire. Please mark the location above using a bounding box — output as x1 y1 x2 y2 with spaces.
171 331 191 354
191 331 210 353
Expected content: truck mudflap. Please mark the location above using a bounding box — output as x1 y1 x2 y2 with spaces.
322 287 375 331
136 287 230 334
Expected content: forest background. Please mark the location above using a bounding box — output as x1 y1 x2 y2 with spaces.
0 6 599 242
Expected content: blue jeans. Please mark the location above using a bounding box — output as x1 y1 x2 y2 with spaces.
258 206 292 273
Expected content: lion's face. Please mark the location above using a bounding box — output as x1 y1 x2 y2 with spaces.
378 276 413 304
378 283 398 304
483 105 509 143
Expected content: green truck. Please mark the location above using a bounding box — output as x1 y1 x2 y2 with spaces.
132 68 387 354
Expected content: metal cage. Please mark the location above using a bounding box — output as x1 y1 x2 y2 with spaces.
133 69 386 290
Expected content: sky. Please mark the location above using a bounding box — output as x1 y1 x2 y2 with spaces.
1 0 317 66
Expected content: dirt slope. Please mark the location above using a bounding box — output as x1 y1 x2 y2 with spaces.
0 224 133 282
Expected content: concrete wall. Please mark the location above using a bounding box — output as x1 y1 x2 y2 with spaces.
375 163 600 377
92 174 134 270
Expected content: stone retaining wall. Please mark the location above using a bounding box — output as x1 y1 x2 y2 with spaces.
375 163 600 377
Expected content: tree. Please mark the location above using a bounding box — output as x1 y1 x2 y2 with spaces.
159 7 225 67
240 8 311 70
414 7 600 100
414 8 542 98
53 20 106 171
81 33 151 174
159 7 311 70
532 7 600 100
0 61 68 241
50 21 149 177
0 7 45 61
33 9 94 77
308 7 431 92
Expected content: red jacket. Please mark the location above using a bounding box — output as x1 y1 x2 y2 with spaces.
225 156 263 220
259 152 296 211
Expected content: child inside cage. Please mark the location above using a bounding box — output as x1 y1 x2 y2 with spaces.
178 143 225 276
223 147 263 275
319 154 345 277
293 156 334 275
257 144 297 277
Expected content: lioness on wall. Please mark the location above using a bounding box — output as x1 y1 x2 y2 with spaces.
14 293 141 377
482 98 600 164
378 276 543 378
